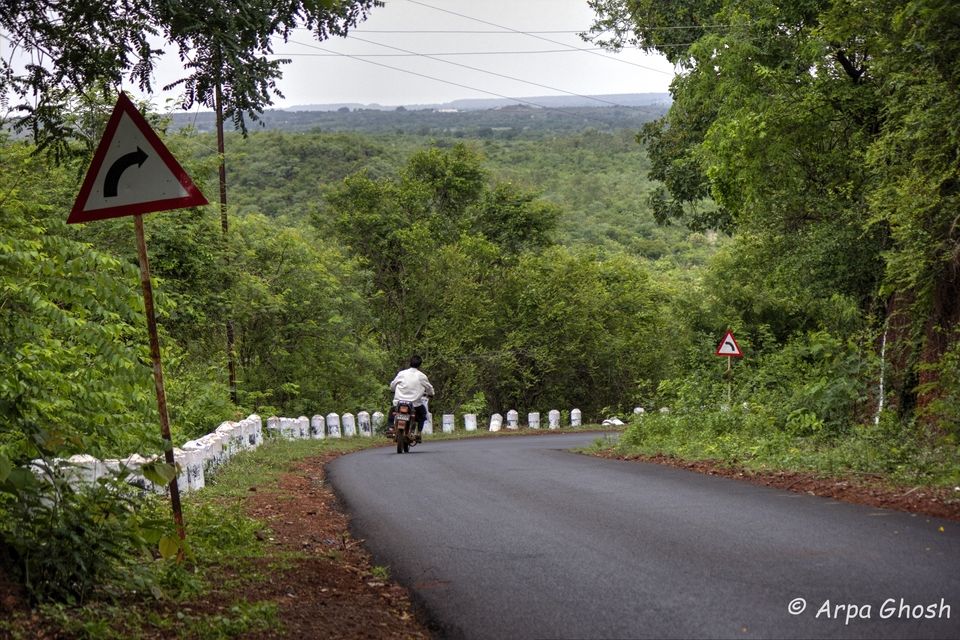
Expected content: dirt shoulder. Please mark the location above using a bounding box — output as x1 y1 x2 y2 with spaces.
595 450 960 522
236 448 432 639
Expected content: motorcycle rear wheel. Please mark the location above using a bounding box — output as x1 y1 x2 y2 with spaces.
396 428 404 454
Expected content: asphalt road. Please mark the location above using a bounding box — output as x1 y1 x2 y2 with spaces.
327 434 960 639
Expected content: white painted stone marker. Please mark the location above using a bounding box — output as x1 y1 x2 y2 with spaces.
239 415 262 448
179 440 207 491
278 417 298 440
372 411 385 434
528 412 540 429
442 414 455 433
342 413 357 438
63 454 105 487
295 416 310 439
489 413 503 432
266 415 281 437
548 409 560 429
464 414 477 431
326 413 342 438
506 409 519 429
358 411 372 437
421 399 433 435
571 408 582 427
422 409 433 435
311 415 326 439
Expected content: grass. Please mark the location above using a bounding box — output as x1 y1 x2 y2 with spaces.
589 410 960 488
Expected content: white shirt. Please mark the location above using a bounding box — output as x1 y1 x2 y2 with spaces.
390 367 434 406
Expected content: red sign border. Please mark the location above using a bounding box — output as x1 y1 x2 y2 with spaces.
68 92 208 224
715 330 743 357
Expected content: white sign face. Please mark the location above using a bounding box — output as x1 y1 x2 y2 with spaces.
715 330 743 357
69 93 206 224
81 113 189 212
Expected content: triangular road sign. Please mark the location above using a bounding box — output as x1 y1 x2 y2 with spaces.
68 93 207 223
715 330 743 357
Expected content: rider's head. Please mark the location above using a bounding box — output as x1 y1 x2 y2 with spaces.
410 354 423 369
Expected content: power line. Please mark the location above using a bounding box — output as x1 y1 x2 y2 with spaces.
400 0 671 75
350 29 586 34
283 39 649 127
341 33 626 107
273 47 612 57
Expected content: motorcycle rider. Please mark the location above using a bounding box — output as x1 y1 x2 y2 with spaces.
389 355 434 442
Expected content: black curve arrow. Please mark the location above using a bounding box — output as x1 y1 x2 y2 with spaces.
104 147 148 198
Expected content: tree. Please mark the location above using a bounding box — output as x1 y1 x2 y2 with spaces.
861 0 960 418
1 1 380 156
587 0 959 423
156 0 380 403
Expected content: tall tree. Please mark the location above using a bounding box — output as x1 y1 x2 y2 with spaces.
587 0 959 422
158 0 380 403
1 1 380 152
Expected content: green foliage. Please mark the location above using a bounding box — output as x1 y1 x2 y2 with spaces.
0 469 161 604
615 407 960 486
193 127 700 262
917 335 960 436
1 0 381 155
494 247 679 414
747 331 873 436
34 599 279 640
1 140 158 463
327 143 690 417
588 0 959 425
229 212 385 415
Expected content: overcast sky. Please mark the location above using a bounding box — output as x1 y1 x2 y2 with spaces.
132 0 674 110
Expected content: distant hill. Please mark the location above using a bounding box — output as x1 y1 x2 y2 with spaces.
166 95 670 137
287 93 671 112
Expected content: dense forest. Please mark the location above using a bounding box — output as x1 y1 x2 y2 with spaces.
1 0 958 614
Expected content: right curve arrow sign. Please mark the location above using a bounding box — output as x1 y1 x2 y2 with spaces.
715 330 743 357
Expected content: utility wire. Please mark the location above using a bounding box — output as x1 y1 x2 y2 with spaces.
350 29 587 34
284 39 652 127
273 47 613 57
342 33 626 107
400 0 672 75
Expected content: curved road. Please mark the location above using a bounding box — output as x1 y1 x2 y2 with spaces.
328 434 960 639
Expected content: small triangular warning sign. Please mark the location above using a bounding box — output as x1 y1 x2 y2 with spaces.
715 330 743 357
68 93 207 224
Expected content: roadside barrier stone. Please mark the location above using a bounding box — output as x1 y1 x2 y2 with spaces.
38 404 612 495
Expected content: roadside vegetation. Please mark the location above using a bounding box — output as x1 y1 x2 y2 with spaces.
0 436 375 638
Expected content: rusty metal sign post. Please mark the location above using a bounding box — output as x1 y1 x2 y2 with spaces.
69 93 209 555
133 213 187 550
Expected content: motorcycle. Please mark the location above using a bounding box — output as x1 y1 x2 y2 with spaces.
386 400 419 454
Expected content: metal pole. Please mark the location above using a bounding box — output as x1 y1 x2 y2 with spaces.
726 356 732 407
134 214 187 554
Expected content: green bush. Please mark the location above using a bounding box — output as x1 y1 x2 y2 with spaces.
918 335 960 437
0 466 161 604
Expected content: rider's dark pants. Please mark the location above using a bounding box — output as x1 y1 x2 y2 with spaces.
414 405 427 432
